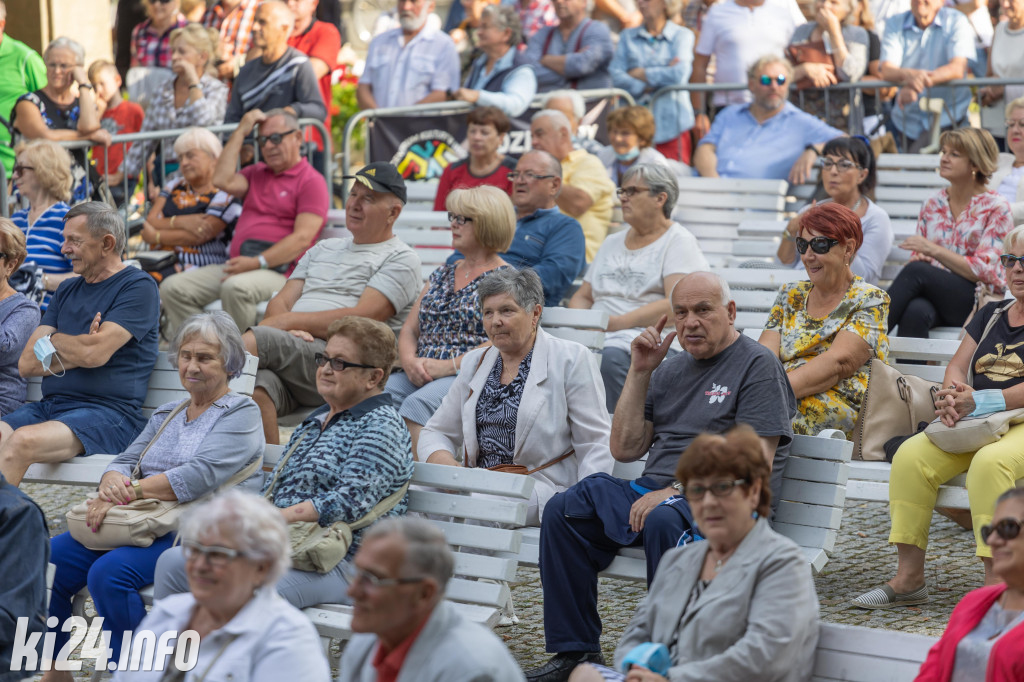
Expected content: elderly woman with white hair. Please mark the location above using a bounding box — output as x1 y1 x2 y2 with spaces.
113 490 331 682
421 268 614 525
569 164 708 412
41 312 264 682
140 127 241 277
990 95 1024 225
11 36 107 203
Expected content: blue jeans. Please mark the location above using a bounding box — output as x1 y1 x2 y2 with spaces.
48 531 176 660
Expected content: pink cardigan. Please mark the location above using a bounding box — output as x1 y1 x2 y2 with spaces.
915 584 1024 682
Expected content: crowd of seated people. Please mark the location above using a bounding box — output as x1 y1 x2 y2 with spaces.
11 0 1024 678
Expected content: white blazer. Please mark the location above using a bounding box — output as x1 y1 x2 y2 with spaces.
991 152 1024 225
418 328 614 524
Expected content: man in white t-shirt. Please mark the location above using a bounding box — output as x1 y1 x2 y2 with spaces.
242 162 422 443
568 164 709 412
688 0 804 139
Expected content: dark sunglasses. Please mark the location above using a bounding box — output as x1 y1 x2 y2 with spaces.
795 236 840 255
759 74 787 86
981 517 1024 544
313 353 376 372
151 0 175 4
257 129 298 147
1000 254 1024 269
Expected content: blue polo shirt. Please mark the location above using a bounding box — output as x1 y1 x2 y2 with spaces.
880 8 975 140
699 101 842 180
447 206 586 307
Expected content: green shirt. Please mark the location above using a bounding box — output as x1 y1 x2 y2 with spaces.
0 34 47 176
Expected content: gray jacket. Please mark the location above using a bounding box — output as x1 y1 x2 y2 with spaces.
615 519 820 682
338 601 526 682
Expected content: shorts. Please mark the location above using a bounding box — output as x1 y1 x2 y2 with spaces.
250 326 326 416
2 397 145 455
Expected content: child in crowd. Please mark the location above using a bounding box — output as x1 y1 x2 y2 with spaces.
88 60 144 200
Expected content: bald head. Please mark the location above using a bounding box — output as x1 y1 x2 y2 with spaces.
671 272 737 360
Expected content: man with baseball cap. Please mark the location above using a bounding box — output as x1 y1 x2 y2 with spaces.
160 107 330 338
241 161 422 443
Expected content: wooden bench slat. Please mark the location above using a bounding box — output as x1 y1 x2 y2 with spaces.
772 522 837 553
431 520 522 554
779 478 845 507
409 463 534 498
408 489 528 526
784 457 850 486
544 327 606 349
775 500 843 530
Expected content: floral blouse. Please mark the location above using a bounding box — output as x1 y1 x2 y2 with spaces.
914 189 1014 293
416 263 510 359
476 350 533 469
766 278 890 439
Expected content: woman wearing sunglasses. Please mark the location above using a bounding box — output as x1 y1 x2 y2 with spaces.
387 186 514 454
777 137 893 285
912 486 1024 681
853 225 1024 609
760 202 889 440
571 425 819 682
153 316 414 611
887 127 1014 338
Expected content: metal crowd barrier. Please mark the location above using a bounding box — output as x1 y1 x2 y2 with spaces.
339 88 637 200
24 118 333 222
650 77 1024 149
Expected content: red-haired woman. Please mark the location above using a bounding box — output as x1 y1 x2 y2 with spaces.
433 106 516 211
758 202 890 439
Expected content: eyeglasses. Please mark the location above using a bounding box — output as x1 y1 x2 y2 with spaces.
341 562 427 589
183 541 243 567
257 129 298 146
795 236 840 255
758 74 787 86
1000 254 1024 269
675 479 748 499
507 171 554 182
151 0 176 4
820 158 860 172
448 212 474 226
313 352 376 372
12 164 34 175
616 185 653 199
45 63 75 71
981 517 1024 545
1006 119 1024 130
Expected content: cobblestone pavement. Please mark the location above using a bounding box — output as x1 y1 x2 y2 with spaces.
22 483 980 679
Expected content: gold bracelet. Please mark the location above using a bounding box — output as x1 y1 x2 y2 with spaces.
170 215 177 229
132 480 144 500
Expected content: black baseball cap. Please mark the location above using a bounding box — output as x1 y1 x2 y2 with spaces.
344 162 407 204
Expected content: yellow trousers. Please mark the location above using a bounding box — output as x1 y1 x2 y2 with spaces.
889 426 1024 557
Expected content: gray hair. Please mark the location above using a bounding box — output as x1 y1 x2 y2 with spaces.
478 268 545 313
520 149 563 180
179 490 292 587
747 54 794 81
1006 95 1024 119
363 517 455 593
63 202 127 255
1005 225 1024 254
532 109 573 136
261 108 299 130
173 127 223 159
168 311 248 379
671 271 732 306
621 164 679 219
543 90 586 122
997 485 1024 507
45 37 85 66
481 4 522 47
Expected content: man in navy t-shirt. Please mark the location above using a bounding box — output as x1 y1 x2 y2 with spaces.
0 202 159 486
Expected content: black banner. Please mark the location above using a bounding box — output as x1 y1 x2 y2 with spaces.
367 98 613 183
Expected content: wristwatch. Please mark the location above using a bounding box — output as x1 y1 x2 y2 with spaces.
131 480 144 500
257 254 269 270
804 144 820 156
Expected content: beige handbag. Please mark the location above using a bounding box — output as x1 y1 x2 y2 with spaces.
264 433 410 573
852 359 940 460
925 301 1024 454
67 402 263 551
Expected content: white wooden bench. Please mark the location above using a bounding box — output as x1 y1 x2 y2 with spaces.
511 430 853 580
812 623 935 682
541 307 609 352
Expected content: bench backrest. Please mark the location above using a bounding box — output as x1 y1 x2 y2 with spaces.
25 352 258 419
812 623 935 682
541 306 609 351
673 178 788 245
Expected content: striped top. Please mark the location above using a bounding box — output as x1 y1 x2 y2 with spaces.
159 177 242 268
12 202 71 310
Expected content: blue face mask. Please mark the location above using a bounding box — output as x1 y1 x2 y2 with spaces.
33 335 65 376
615 147 641 162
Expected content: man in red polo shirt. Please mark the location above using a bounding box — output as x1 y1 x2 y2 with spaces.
286 0 341 152
160 107 328 337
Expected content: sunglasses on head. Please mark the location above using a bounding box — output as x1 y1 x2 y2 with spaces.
795 236 840 255
981 517 1024 544
759 74 787 86
1000 254 1024 269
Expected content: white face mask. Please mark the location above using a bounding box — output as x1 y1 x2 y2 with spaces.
33 334 65 376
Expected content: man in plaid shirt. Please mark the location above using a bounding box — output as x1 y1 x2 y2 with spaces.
203 0 259 81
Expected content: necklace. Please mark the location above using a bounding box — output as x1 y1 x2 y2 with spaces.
850 196 863 213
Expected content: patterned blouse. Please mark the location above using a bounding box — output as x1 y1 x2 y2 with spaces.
417 263 510 359
766 278 890 440
476 350 534 469
915 189 1014 293
159 178 242 268
13 91 90 203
